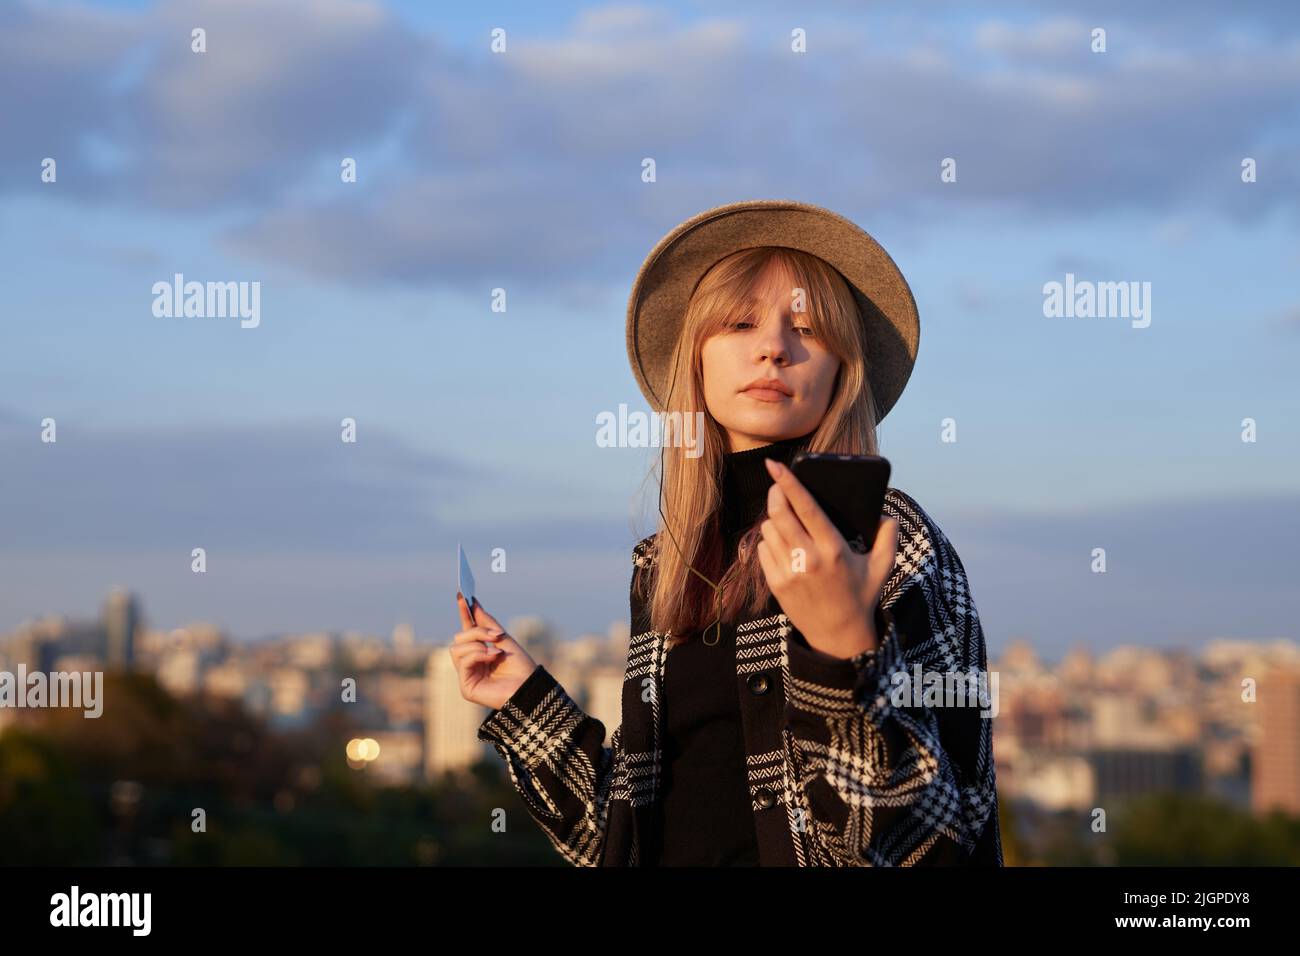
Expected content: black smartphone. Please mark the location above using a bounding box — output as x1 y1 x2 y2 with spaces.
789 452 891 553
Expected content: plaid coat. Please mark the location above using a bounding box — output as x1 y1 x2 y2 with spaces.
478 487 1003 866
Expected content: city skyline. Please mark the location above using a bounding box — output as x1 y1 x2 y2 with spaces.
4 568 1298 659
6 581 1298 824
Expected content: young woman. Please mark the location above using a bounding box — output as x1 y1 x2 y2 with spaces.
451 200 1002 867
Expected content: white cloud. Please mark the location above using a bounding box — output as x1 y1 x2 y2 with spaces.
973 18 1092 60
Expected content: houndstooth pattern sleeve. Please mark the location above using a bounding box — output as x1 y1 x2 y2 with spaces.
781 488 1003 866
476 662 619 866
474 542 655 867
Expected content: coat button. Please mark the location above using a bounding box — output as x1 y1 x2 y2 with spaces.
747 672 770 695
756 788 777 809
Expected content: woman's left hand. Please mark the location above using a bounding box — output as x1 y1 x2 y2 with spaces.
756 457 899 659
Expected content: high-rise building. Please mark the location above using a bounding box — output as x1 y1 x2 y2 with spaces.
424 647 491 781
1252 667 1300 815
103 588 140 670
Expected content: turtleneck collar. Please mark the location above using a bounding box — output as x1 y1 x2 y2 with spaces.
720 429 817 550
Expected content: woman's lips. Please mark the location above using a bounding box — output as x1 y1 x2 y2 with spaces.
741 387 790 403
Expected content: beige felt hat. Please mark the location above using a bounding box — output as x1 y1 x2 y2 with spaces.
625 199 920 421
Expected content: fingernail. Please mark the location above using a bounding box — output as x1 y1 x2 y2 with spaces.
764 458 780 474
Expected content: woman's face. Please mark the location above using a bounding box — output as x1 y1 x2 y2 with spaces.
700 260 841 453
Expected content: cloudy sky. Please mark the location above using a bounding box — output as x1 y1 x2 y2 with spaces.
2 0 1298 657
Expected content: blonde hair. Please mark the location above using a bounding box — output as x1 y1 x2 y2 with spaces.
637 246 882 645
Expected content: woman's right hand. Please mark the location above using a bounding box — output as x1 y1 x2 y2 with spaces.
450 591 539 710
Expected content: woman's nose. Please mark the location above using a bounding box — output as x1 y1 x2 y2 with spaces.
756 331 792 364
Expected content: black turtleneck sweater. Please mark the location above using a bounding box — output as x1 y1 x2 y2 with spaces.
641 429 815 866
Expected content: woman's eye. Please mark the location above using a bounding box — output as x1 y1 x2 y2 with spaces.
727 321 814 337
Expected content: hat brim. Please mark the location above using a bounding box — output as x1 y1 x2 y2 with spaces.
626 199 919 422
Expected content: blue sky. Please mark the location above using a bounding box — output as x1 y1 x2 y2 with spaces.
2 0 1298 656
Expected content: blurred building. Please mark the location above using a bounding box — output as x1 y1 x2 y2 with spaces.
373 672 425 729
156 646 202 696
423 646 490 781
507 616 556 670
287 632 334 670
1007 752 1095 811
548 627 629 745
267 667 311 728
7 614 103 671
1252 667 1300 815
103 588 140 670
1086 746 1203 804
